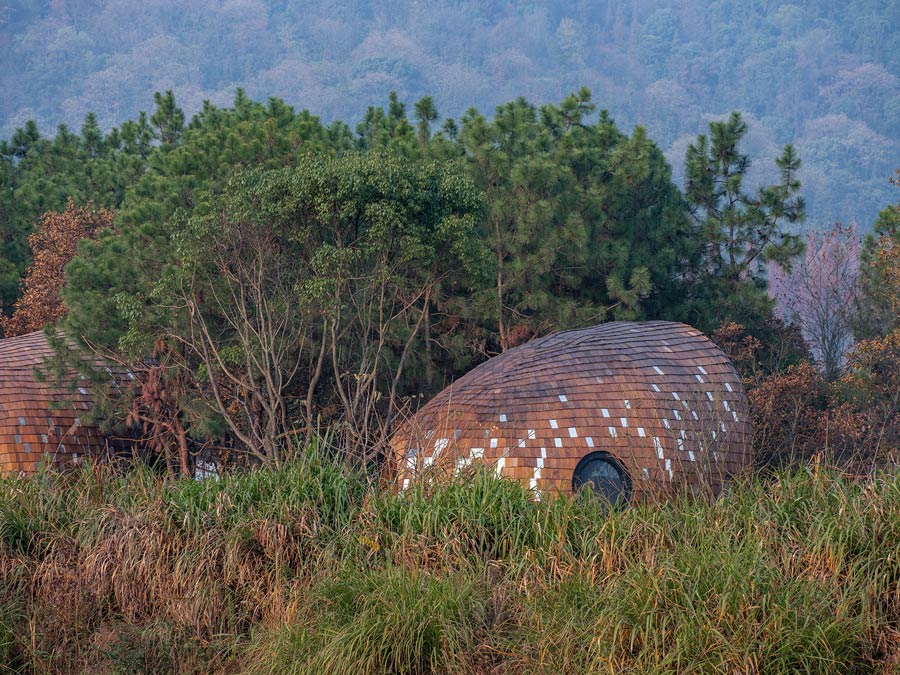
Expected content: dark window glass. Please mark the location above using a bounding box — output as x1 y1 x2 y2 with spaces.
572 452 631 505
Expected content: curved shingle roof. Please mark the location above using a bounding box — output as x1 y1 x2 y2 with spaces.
0 331 106 474
392 321 751 499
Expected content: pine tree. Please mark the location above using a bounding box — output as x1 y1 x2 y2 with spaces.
685 112 804 282
150 90 184 145
458 90 694 352
413 95 438 151
80 113 102 159
681 112 805 329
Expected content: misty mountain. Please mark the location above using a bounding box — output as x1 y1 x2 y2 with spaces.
2 0 898 227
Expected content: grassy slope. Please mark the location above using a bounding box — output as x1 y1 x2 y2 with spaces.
2 459 900 674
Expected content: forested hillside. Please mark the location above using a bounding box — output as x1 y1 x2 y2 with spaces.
1 0 897 228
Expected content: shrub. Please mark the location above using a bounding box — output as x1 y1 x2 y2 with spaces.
4 460 900 673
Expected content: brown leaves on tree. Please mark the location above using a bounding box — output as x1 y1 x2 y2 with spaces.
716 320 900 470
711 321 762 383
124 359 194 477
2 200 113 337
748 362 822 466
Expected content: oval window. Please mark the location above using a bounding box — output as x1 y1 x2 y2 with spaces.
572 452 631 506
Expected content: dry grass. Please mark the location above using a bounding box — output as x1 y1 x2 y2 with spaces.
2 456 900 674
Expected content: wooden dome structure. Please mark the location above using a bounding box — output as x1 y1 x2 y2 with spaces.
0 331 107 475
392 321 751 502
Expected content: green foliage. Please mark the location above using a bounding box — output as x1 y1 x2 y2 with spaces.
5 88 800 354
150 90 184 145
160 452 370 534
413 95 438 151
686 112 805 280
267 567 485 675
682 112 805 331
458 91 695 350
63 146 488 463
0 114 151 316
61 90 350 351
855 177 900 338
0 599 23 675
48 89 803 466
356 91 418 156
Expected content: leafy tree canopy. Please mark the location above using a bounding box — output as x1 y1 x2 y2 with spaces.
458 89 697 350
63 152 488 466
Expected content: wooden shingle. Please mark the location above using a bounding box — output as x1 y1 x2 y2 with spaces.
392 321 752 500
0 331 107 474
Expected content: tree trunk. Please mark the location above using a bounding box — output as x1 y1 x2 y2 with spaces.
176 420 190 477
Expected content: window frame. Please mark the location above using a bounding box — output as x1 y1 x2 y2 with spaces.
571 451 632 505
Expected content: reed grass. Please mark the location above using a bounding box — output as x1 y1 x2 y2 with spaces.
2 456 900 674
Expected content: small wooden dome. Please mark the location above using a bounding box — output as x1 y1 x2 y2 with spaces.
392 321 751 501
0 331 106 474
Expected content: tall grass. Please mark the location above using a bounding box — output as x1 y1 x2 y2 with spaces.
2 457 900 673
